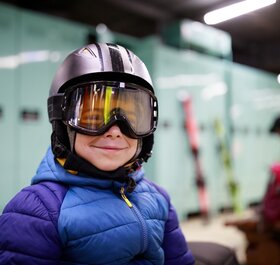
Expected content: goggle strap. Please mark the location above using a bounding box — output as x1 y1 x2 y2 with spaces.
48 95 64 121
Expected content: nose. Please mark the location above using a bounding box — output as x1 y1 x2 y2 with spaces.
104 125 122 139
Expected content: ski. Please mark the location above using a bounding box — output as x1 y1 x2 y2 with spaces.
213 118 242 213
180 93 210 219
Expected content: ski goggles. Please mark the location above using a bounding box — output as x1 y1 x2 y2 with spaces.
62 81 158 138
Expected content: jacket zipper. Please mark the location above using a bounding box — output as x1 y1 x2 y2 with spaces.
120 186 148 252
120 186 133 207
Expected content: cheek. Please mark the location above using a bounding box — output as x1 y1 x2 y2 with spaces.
74 134 93 155
128 139 138 153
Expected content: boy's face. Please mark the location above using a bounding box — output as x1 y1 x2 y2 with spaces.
74 125 138 171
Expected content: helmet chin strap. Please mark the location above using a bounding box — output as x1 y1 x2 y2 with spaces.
123 138 143 170
67 126 76 152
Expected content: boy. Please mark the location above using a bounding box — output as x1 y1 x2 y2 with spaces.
0 43 195 265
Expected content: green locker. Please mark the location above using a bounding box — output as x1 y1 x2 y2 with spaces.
17 10 89 189
0 4 90 209
0 3 18 210
17 11 53 188
231 63 280 206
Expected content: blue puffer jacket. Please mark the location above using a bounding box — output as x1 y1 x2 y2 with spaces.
0 147 195 265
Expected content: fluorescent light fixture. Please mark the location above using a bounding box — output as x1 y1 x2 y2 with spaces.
204 0 276 25
277 74 280 84
0 51 61 69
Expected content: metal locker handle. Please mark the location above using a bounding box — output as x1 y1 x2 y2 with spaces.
20 109 40 121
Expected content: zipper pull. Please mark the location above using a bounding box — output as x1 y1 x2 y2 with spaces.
120 187 133 208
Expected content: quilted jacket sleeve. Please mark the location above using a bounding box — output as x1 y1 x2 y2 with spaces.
0 182 67 265
150 182 195 265
162 202 195 265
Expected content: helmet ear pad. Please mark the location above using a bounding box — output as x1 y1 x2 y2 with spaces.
138 134 154 162
51 121 71 158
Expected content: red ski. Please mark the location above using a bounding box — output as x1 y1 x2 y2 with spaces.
180 93 210 219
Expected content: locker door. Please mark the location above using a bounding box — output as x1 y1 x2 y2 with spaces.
231 64 280 206
17 11 89 189
17 11 54 188
0 3 18 209
153 49 230 217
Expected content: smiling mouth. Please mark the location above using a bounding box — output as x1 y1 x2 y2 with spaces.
93 146 126 151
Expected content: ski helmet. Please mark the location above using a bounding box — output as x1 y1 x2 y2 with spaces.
48 43 158 167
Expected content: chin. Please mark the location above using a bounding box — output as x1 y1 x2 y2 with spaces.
94 163 121 172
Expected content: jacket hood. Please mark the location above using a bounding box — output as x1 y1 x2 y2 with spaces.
31 147 144 190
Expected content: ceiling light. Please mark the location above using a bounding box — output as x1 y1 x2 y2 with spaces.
277 74 280 84
204 0 276 25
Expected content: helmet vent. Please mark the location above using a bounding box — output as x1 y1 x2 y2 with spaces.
125 49 134 74
80 47 96 58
